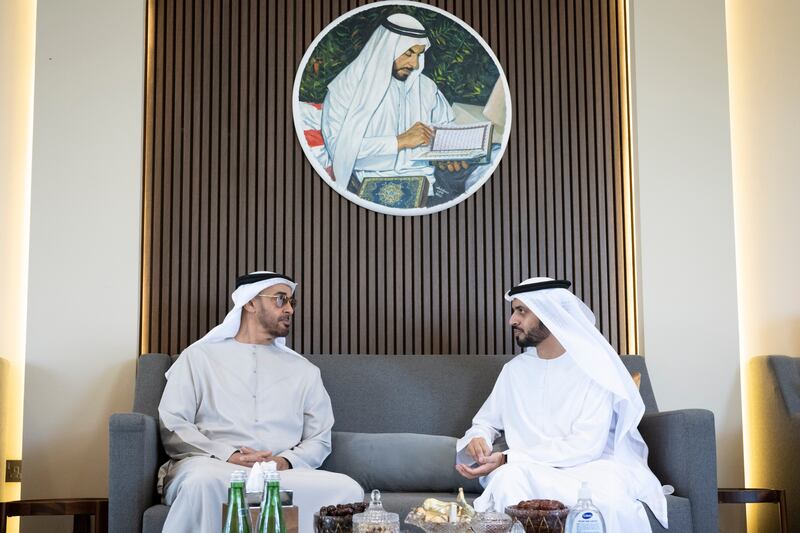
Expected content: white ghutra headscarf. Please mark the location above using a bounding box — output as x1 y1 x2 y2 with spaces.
505 277 668 528
323 14 432 184
189 271 298 353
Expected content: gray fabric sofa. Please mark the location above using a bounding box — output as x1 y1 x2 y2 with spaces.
747 355 800 532
109 354 718 533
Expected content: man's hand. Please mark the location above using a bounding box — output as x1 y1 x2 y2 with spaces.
465 437 492 463
397 122 433 150
436 160 470 172
228 447 292 470
271 456 291 471
455 451 505 479
228 447 274 467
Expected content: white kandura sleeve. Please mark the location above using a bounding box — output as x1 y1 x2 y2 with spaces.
357 136 399 159
158 352 238 462
456 367 506 465
322 90 398 165
277 367 333 470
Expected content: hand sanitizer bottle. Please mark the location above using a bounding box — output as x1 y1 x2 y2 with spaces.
565 482 606 533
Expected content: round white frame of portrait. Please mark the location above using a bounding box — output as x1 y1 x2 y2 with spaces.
292 0 512 216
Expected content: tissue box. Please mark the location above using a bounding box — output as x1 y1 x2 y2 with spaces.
246 489 294 507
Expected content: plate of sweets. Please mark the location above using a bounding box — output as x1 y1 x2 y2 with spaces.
504 499 569 533
405 488 475 533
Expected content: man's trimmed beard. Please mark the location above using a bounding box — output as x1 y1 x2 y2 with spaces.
392 64 412 80
515 321 551 348
264 313 292 338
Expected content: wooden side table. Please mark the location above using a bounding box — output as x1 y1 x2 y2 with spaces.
718 488 788 533
0 498 108 533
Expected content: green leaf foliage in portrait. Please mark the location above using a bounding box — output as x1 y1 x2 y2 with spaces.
299 5 500 106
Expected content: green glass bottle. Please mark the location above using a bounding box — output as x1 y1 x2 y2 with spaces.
257 462 286 533
223 470 252 533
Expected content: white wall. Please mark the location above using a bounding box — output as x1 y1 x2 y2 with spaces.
726 1 800 530
629 1 744 531
0 1 36 531
21 0 145 531
727 0 800 365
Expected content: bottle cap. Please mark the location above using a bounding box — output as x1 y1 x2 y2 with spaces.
231 470 248 483
578 481 591 500
263 460 280 481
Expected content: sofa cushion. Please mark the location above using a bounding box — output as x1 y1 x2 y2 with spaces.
322 432 482 494
142 504 169 533
768 355 800 416
645 495 693 533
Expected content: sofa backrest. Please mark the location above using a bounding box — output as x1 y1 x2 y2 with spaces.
767 355 800 416
133 353 174 419
134 353 659 427
307 354 512 436
622 354 659 414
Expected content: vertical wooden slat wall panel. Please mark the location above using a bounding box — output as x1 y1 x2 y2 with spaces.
142 0 634 355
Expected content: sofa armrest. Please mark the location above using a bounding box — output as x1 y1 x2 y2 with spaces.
639 409 718 533
109 412 160 533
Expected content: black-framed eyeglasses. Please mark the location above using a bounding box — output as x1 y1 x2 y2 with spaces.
256 294 297 309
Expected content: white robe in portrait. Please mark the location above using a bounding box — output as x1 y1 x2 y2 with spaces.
319 14 455 191
158 339 363 533
322 74 455 184
457 352 658 532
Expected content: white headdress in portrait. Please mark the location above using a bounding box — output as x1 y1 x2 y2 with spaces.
324 14 432 185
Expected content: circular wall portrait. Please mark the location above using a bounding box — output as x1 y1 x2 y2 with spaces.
292 0 512 216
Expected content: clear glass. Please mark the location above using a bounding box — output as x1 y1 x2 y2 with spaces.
353 490 399 533
471 495 512 533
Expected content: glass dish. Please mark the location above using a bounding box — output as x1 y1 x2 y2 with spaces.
469 509 513 533
403 511 472 533
353 490 400 533
504 502 569 533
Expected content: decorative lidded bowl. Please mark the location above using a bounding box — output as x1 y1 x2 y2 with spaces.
353 490 399 533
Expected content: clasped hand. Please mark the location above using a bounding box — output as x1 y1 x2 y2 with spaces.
228 446 290 470
455 437 505 479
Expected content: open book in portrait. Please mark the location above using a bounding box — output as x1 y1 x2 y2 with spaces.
413 121 494 164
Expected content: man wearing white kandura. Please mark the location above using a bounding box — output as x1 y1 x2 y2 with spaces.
158 271 363 533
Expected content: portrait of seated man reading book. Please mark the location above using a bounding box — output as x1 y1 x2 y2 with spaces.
294 5 510 213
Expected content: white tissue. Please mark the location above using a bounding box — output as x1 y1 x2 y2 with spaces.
246 462 265 494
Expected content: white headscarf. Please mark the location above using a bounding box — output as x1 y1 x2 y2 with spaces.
190 271 298 353
325 14 431 184
505 277 668 527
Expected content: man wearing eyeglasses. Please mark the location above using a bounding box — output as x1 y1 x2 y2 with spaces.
157 271 363 533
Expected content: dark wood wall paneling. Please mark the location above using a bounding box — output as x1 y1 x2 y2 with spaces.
142 0 633 356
